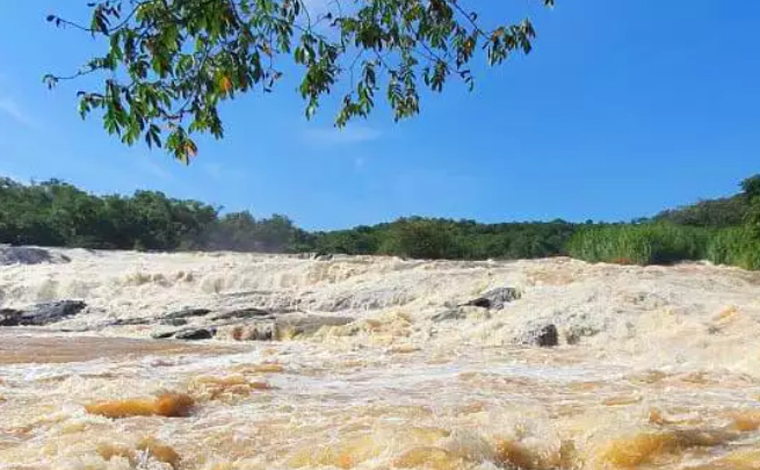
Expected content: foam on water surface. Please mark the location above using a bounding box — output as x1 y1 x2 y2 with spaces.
3 250 760 469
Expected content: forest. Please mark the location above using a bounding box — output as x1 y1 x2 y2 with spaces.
1 175 759 269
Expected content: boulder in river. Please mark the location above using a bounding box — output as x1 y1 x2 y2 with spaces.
175 328 216 340
533 324 559 347
0 300 87 326
463 287 521 310
153 327 216 340
0 246 71 266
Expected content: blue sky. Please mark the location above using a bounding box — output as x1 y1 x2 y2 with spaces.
0 1 758 230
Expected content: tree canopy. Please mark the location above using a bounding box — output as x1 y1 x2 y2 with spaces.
3 175 760 269
45 0 554 162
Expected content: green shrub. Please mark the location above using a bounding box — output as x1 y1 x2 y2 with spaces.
567 223 709 266
379 218 462 259
706 227 760 270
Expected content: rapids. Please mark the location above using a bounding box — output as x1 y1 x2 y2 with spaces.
2 248 760 469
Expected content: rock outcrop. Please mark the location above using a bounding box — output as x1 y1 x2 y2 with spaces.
0 300 87 326
0 246 71 266
463 287 521 310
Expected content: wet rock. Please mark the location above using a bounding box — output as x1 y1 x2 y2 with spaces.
431 308 466 322
211 307 273 322
0 246 70 266
464 287 521 310
111 317 152 327
162 308 211 321
161 318 188 327
175 328 216 340
0 308 23 326
534 324 559 347
153 327 216 340
0 300 86 326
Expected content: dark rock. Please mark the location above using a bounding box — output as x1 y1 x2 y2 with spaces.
0 246 71 266
175 327 216 340
535 324 559 347
111 317 152 327
0 308 23 326
211 308 273 322
162 308 211 321
161 318 189 327
0 300 86 326
463 287 521 310
153 327 216 340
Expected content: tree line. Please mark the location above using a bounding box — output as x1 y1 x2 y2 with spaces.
1 175 759 268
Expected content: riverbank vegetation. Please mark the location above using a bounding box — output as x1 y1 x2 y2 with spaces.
1 175 759 269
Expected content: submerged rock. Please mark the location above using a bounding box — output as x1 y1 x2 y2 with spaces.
211 307 274 322
0 300 86 326
110 317 152 327
431 308 467 322
85 392 194 418
162 308 211 321
0 246 70 266
175 328 216 340
153 327 216 340
565 325 600 345
464 287 521 310
431 306 492 322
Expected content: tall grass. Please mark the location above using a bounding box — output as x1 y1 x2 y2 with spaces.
706 227 760 270
566 223 710 266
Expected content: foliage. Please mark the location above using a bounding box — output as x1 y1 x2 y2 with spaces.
0 177 574 259
313 217 576 260
704 227 760 270
44 0 554 161
207 211 311 252
741 175 760 239
652 175 760 229
3 175 760 271
653 196 747 228
0 178 215 250
566 223 710 266
378 217 459 259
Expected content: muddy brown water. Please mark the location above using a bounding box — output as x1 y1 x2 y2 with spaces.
3 251 760 469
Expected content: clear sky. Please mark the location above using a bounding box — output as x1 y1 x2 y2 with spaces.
0 1 758 230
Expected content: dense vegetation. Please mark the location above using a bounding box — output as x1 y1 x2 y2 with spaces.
567 175 760 269
1 175 759 269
